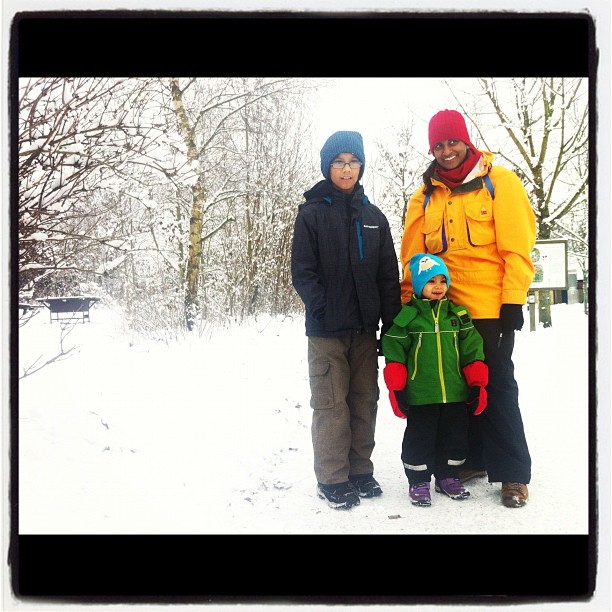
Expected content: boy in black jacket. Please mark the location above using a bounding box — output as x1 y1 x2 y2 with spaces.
291 130 401 510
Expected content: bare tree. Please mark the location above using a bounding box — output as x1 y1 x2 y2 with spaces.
17 76 330 334
166 77 311 328
457 78 588 245
371 119 424 248
17 77 175 299
229 80 314 318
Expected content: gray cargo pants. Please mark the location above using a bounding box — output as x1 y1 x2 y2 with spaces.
307 334 380 485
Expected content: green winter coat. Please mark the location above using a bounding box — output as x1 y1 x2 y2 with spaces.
382 297 485 406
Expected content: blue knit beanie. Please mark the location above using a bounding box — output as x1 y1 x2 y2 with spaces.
320 130 365 181
409 253 451 298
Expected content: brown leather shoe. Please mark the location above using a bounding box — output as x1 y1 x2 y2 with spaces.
501 482 529 508
459 469 487 483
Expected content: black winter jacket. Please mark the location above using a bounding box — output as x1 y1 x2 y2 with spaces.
291 179 401 337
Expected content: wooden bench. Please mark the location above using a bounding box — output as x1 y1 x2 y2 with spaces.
19 303 37 314
36 297 100 323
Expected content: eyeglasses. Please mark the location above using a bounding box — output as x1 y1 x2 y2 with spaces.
330 159 362 170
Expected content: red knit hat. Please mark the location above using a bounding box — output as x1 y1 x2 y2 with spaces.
428 110 475 154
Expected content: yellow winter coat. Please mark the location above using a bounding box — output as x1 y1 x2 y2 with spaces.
400 150 536 319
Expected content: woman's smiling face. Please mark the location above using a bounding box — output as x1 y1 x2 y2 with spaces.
432 139 468 170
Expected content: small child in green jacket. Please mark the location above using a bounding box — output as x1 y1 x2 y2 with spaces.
382 253 488 506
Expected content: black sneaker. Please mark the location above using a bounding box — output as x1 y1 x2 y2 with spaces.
317 481 361 509
349 474 383 498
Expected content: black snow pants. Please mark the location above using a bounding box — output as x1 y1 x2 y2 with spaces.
464 318 532 484
401 402 469 485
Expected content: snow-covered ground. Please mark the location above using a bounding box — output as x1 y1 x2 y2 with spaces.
16 301 590 536
7 300 609 610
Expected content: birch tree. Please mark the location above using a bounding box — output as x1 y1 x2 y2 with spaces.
17 76 331 332
166 77 310 328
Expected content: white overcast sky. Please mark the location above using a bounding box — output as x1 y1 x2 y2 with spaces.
309 77 465 155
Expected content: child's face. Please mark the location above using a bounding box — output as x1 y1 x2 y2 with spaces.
421 274 448 300
329 152 361 193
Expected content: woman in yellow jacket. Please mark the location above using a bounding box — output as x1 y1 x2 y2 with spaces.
400 109 536 508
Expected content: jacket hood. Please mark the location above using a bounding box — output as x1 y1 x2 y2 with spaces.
478 149 495 167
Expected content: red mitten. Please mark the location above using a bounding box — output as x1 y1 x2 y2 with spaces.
466 385 488 415
383 362 408 419
463 360 488 387
463 361 489 415
384 362 407 390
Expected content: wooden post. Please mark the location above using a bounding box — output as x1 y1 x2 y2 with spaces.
528 290 536 332
538 289 553 328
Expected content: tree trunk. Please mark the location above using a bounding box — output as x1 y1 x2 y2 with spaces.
169 77 203 330
185 179 204 330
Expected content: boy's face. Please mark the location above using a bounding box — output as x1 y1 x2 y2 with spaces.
421 274 448 300
329 152 361 193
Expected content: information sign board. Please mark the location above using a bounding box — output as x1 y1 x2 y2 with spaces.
529 239 568 290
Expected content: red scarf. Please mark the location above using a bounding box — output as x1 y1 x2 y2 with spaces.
434 146 482 189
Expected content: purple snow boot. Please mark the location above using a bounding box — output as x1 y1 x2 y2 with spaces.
435 477 470 500
409 482 431 506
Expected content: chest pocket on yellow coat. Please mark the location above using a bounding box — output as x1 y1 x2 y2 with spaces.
422 211 446 254
464 200 496 246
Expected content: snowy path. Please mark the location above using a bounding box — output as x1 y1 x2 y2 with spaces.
17 304 590 535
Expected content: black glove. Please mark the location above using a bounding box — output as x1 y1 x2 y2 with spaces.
394 390 410 417
377 323 391 356
499 303 524 332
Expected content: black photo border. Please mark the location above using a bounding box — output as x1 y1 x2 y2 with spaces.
8 10 598 606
